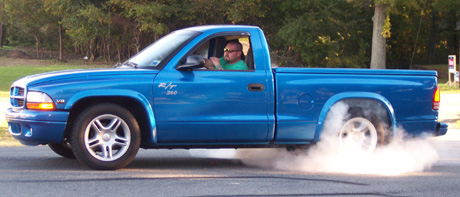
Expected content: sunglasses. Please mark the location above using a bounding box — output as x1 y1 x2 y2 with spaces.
223 48 241 53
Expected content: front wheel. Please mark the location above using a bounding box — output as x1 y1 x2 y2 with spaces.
48 142 75 158
70 104 140 170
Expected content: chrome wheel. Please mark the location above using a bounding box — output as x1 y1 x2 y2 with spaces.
84 114 131 161
339 117 378 154
71 104 140 170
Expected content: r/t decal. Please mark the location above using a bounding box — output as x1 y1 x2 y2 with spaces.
158 82 177 90
159 82 178 95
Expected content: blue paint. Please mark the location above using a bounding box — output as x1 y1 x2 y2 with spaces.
5 25 446 148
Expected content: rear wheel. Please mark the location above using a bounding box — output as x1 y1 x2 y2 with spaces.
338 108 386 154
70 104 140 170
339 117 379 154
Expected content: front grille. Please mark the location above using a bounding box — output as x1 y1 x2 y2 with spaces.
10 86 25 108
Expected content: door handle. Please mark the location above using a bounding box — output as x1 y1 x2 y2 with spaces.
247 83 265 92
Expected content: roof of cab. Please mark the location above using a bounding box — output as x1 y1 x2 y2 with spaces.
181 25 260 32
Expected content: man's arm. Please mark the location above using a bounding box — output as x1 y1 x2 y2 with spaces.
204 57 222 70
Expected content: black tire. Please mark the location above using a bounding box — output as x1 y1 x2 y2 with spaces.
70 103 141 170
48 143 75 158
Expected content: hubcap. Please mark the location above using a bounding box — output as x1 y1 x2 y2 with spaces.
339 117 378 154
84 114 131 161
102 133 111 141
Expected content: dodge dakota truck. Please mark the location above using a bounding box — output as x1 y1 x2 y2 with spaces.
5 25 448 170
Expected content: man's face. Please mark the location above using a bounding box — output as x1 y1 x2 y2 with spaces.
223 43 242 64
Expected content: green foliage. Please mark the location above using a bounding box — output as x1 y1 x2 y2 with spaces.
0 0 459 68
276 0 372 67
5 0 49 35
109 0 173 35
4 0 55 57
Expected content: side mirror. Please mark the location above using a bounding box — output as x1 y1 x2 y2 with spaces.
177 55 205 71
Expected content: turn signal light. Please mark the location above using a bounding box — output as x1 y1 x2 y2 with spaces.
27 102 55 110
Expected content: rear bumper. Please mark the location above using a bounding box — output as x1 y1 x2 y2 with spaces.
5 108 69 146
398 120 448 137
436 123 448 136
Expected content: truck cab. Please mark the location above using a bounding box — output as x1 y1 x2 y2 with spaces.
151 26 275 144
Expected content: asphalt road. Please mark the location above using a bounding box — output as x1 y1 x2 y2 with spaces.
0 130 459 197
0 94 459 196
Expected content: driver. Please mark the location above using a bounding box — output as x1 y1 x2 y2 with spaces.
204 40 248 70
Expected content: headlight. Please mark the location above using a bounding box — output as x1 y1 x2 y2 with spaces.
26 91 55 110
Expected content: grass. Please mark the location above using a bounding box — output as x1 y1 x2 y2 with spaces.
0 91 8 97
0 127 21 146
439 82 460 94
414 64 460 94
0 66 82 90
0 57 112 146
0 59 112 91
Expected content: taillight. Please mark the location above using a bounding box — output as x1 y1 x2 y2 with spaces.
433 86 440 110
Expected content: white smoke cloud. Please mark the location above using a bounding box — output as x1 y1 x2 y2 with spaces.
230 131 438 176
189 101 440 176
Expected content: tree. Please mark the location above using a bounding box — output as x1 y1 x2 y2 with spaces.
110 0 173 52
432 0 460 64
0 0 6 48
0 0 456 69
55 1 111 62
275 0 372 67
43 0 73 61
354 0 425 69
370 2 388 69
5 0 54 58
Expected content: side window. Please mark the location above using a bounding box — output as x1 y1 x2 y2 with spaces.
190 35 254 70
238 37 254 70
192 41 210 59
239 37 250 57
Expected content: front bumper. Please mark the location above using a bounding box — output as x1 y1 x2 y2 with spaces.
5 108 69 146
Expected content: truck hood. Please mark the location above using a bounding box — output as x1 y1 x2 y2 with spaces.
12 68 160 88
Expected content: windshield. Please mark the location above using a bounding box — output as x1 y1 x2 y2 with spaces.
126 30 199 67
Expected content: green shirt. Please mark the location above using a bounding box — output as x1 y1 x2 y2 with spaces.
219 57 248 70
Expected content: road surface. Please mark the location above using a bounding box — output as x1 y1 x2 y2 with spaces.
0 94 459 196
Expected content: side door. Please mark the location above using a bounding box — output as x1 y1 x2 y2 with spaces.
153 33 270 144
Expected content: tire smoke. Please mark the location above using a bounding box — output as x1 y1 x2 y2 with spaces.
232 135 438 175
189 101 440 175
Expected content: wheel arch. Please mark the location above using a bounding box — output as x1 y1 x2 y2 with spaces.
314 92 397 142
63 90 157 147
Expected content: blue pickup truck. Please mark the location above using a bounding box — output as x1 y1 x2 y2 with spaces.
5 25 448 170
